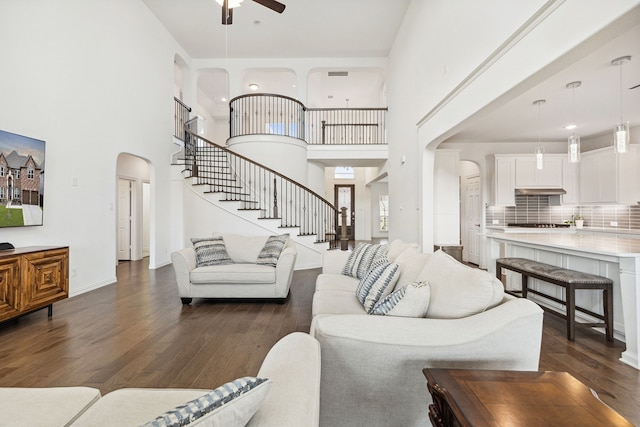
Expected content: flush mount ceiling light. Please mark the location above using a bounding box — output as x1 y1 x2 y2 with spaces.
611 55 632 154
248 83 259 91
566 81 582 163
533 99 545 170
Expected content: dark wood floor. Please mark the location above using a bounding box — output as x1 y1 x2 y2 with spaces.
0 258 638 424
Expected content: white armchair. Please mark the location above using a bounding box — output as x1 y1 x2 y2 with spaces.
171 233 297 303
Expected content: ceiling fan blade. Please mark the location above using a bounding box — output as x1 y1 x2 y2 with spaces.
630 83 640 90
222 0 233 25
252 0 286 14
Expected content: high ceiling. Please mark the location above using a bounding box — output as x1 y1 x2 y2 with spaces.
146 1 640 144
143 0 411 59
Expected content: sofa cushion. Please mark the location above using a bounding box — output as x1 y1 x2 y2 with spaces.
386 239 420 262
312 290 366 317
191 237 233 267
393 250 431 291
257 234 290 267
140 377 271 427
417 250 504 319
214 233 270 264
0 386 101 427
356 259 400 313
315 273 359 293
342 243 389 279
191 263 276 284
371 281 431 317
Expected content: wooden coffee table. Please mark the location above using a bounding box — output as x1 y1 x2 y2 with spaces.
423 369 633 427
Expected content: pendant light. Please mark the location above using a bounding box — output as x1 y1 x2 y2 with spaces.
611 55 631 154
533 99 545 170
566 81 581 163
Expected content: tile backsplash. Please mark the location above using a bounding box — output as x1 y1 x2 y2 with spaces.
486 196 640 230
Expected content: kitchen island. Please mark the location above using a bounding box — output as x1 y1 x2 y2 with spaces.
486 230 640 370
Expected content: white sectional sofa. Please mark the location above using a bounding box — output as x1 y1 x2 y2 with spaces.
171 233 297 304
0 332 320 427
310 241 544 427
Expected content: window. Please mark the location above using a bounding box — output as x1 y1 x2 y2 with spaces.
379 195 389 231
14 169 19 179
13 188 20 199
27 168 34 179
334 166 354 179
0 165 4 177
0 187 4 199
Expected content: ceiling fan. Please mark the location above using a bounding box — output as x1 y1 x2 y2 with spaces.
220 0 286 25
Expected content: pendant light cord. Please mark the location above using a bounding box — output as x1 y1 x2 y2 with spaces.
618 61 623 123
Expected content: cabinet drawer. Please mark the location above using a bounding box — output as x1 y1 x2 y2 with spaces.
19 248 69 312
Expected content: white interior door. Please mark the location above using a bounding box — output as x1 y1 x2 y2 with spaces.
142 181 150 257
465 175 481 265
118 179 132 261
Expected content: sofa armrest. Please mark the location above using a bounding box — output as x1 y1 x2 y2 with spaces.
322 250 351 275
171 248 196 297
274 239 297 298
247 333 321 427
310 298 543 427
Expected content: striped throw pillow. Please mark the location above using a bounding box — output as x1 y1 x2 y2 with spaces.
371 281 431 317
342 243 389 279
257 234 289 267
356 259 400 313
191 237 233 267
141 377 271 427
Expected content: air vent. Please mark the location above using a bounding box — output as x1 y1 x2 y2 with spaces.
328 71 348 77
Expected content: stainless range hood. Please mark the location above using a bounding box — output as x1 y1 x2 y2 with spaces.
515 188 567 196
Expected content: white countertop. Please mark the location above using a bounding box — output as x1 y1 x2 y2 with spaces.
487 231 640 257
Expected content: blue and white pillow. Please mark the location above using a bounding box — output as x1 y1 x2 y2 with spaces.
191 237 233 267
371 281 431 317
141 377 271 427
257 234 289 267
342 243 389 279
356 259 400 313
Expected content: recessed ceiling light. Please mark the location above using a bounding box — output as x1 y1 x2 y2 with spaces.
564 124 577 130
249 83 259 91
221 97 227 102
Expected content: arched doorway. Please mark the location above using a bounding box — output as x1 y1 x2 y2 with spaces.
116 153 151 262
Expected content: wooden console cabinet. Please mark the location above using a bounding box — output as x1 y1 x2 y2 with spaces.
0 246 69 323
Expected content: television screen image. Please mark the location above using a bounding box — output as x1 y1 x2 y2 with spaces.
0 129 45 227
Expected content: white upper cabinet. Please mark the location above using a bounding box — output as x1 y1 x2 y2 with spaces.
562 158 580 205
579 145 638 204
515 155 563 188
491 156 516 206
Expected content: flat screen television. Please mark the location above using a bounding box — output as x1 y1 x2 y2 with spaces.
0 129 45 227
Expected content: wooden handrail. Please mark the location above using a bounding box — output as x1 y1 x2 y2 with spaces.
183 128 337 246
184 129 335 209
230 93 307 109
174 97 192 112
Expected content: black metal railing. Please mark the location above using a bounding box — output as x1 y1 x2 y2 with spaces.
229 93 306 141
229 94 388 145
174 97 192 141
306 107 387 145
181 128 338 247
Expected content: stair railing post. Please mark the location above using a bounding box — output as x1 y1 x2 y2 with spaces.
273 177 278 218
340 207 348 251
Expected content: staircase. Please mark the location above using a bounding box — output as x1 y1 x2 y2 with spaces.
175 129 338 258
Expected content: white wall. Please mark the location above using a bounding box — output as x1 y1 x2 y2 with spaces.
386 0 640 251
0 0 187 295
